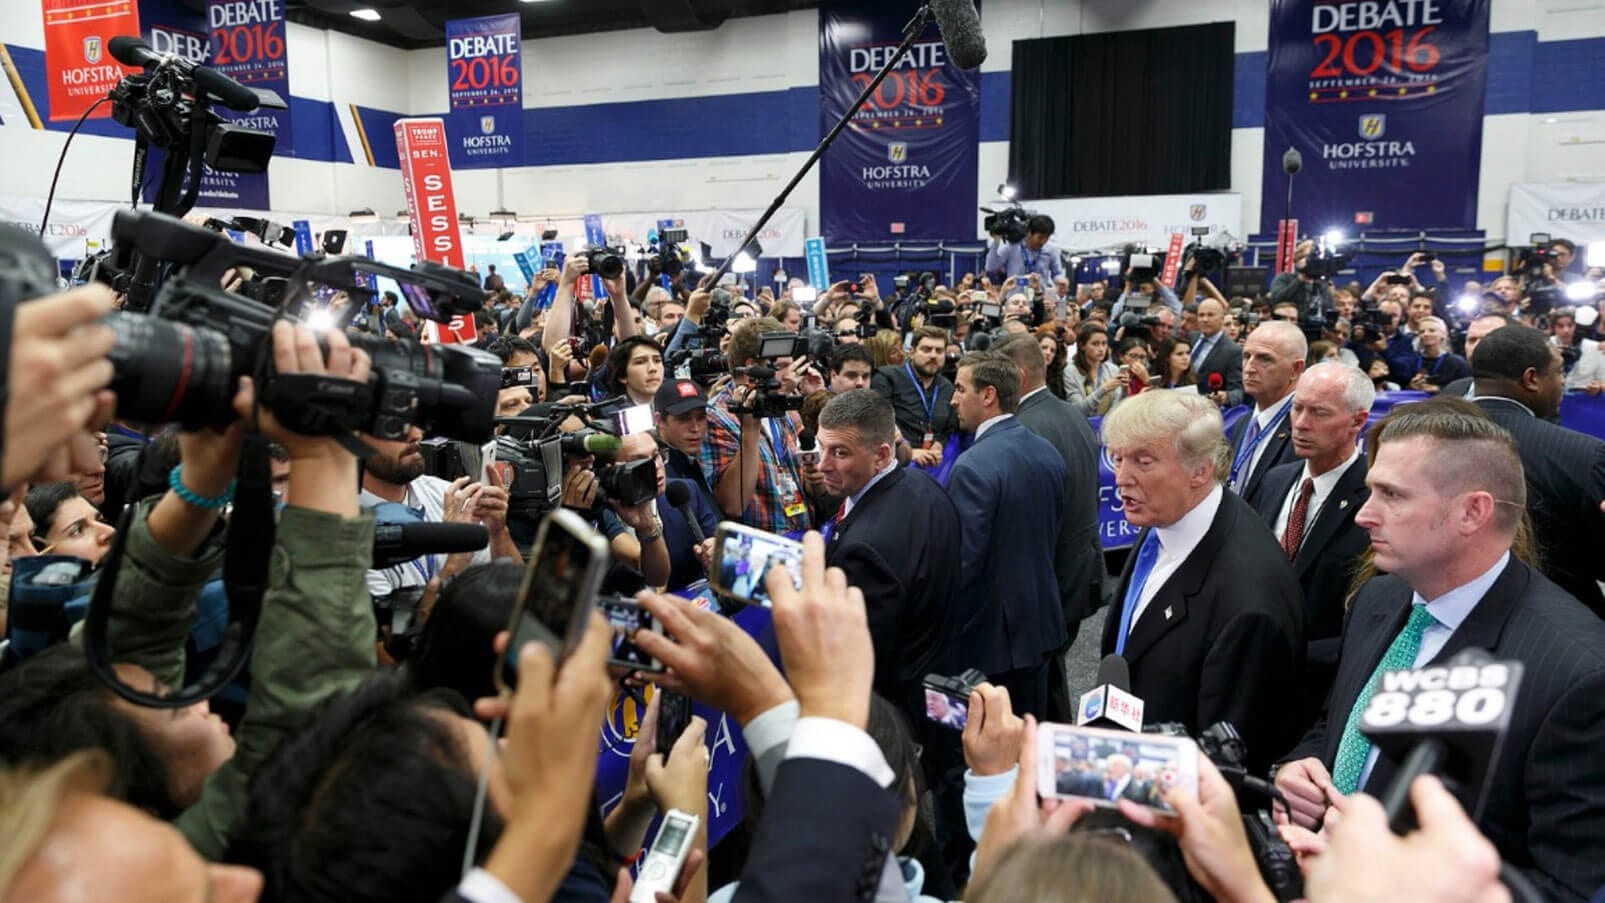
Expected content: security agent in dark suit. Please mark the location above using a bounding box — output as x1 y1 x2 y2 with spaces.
1275 399 1605 902
1467 324 1605 619
1190 297 1244 407
994 334 1105 722
946 351 1068 718
1226 321 1307 501
871 326 959 468
1101 389 1304 774
1249 363 1375 729
815 389 963 721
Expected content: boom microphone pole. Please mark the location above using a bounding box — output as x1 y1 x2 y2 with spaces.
704 3 984 285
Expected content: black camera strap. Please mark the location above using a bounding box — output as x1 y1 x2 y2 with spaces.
82 435 275 708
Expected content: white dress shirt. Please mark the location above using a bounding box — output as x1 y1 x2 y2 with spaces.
1357 551 1510 788
1128 484 1223 631
1241 394 1294 486
1272 447 1362 548
973 412 1013 441
841 458 899 521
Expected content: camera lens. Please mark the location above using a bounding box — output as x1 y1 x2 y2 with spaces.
588 251 624 280
105 313 239 429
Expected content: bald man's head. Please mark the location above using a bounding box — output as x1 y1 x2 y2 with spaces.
1241 321 1308 408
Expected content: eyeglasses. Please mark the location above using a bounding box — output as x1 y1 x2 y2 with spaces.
836 330 857 337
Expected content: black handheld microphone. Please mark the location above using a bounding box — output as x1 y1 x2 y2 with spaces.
371 522 490 570
1076 654 1144 732
664 481 705 545
930 0 988 70
1359 647 1523 834
106 35 261 111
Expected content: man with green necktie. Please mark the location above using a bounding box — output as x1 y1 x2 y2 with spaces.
1272 398 1605 903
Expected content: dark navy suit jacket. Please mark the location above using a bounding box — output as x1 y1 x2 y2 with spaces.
946 416 1067 675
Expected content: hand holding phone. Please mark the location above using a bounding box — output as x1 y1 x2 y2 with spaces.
1035 722 1199 815
599 595 664 672
709 522 803 607
495 510 611 692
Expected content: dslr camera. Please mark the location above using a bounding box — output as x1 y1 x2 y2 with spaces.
731 333 807 420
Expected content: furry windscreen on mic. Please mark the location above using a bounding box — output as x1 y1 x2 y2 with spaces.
930 0 988 70
588 344 610 373
1208 372 1224 392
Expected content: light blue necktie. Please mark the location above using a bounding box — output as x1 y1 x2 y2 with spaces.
1115 531 1162 656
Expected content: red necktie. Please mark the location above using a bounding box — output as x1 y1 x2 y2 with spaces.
1282 477 1315 559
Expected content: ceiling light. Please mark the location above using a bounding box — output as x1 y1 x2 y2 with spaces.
349 8 381 21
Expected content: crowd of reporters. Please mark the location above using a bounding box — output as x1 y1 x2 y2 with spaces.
0 211 1603 903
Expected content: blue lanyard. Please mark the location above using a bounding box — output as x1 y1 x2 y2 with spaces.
905 361 937 428
1414 354 1445 377
1022 247 1038 273
767 418 791 465
1230 403 1290 484
408 553 438 585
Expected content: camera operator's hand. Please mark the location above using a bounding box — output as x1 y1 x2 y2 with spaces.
685 288 711 326
561 254 591 287
1272 756 1334 830
479 614 615 903
547 339 575 379
2 285 119 490
253 322 372 460
601 272 628 306
1119 756 1274 903
1306 776 1506 903
971 716 1094 889
777 358 808 395
859 274 880 301
610 496 658 534
561 461 598 510
1430 258 1446 281
961 682 1023 777
766 531 873 728
632 591 794 725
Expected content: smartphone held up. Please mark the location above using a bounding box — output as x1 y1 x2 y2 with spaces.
495 509 610 692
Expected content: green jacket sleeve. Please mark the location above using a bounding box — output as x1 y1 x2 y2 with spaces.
69 496 225 690
177 505 376 860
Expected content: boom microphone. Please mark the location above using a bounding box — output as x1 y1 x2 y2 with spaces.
930 0 988 70
1076 654 1144 732
664 481 705 545
1282 148 1303 175
371 522 489 570
107 35 162 68
106 35 261 112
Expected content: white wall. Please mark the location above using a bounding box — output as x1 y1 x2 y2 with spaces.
3 0 1602 241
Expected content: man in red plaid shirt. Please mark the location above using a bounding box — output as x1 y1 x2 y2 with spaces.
699 317 823 534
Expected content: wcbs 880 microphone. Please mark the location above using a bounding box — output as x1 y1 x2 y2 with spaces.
1359 647 1522 834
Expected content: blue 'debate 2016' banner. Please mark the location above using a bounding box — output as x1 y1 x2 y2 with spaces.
1260 0 1489 233
137 0 270 209
818 1 981 243
207 0 293 157
445 14 523 170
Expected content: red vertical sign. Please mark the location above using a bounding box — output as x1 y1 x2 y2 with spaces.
1159 233 1186 288
394 118 476 344
42 0 140 121
1274 219 1300 274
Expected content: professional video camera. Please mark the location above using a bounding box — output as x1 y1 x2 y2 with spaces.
1147 722 1301 901
100 209 501 443
648 229 712 280
1181 227 1242 276
982 203 1033 244
1299 234 1349 281
1517 233 1562 315
1124 247 1165 286
729 333 807 419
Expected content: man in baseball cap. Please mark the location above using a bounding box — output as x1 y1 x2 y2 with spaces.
654 379 717 513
